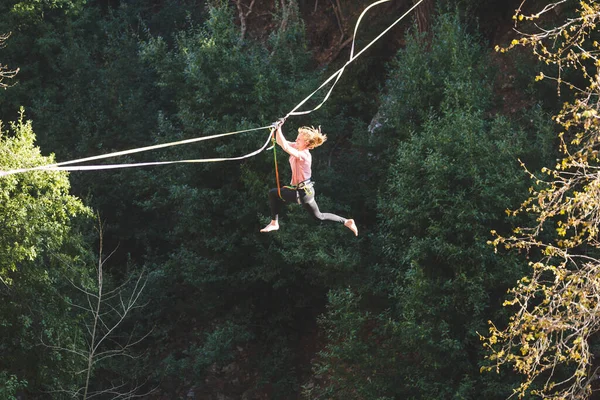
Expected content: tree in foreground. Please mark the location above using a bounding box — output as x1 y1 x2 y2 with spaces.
0 110 150 398
484 1 600 399
46 221 152 400
0 109 91 395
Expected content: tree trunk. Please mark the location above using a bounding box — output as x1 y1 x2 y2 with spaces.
414 0 434 33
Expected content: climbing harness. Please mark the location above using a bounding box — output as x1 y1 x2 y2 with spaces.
297 179 314 196
279 180 315 204
297 180 315 204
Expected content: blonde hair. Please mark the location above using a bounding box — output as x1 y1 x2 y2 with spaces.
298 126 327 149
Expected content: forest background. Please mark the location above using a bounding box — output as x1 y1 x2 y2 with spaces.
0 0 577 399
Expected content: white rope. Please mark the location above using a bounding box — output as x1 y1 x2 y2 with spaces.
0 134 273 175
0 125 271 176
0 0 425 176
287 0 425 117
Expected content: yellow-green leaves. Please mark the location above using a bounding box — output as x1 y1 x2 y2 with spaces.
0 108 91 284
484 1 600 399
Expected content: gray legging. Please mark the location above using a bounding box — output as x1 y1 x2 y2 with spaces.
268 185 347 224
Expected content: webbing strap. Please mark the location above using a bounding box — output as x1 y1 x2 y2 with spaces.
0 0 426 178
271 129 282 199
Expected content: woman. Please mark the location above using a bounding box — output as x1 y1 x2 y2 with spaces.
260 120 358 236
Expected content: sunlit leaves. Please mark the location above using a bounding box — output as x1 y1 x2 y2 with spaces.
484 2 600 399
0 108 89 283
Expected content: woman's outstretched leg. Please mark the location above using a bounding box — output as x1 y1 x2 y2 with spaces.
302 198 358 236
261 188 296 233
261 188 282 233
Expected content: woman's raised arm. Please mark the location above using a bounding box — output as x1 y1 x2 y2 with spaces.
275 125 303 158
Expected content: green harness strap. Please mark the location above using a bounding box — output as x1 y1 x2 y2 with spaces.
271 130 283 200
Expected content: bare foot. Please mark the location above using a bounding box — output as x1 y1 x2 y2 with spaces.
260 220 279 233
344 219 358 236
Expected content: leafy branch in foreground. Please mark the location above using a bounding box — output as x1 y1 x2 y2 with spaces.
483 1 600 399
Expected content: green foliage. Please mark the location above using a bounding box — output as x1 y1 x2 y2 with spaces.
310 11 556 399
0 372 27 400
164 320 253 378
0 108 90 281
192 321 253 372
0 0 564 398
11 0 85 17
306 289 394 400
0 109 94 396
376 34 539 400
379 12 493 138
130 2 362 396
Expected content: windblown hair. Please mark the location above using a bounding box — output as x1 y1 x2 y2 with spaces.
298 126 327 149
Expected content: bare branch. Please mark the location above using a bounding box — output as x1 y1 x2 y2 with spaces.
0 32 18 89
234 0 256 40
330 0 344 42
43 216 151 400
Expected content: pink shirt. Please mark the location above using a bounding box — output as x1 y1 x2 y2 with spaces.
288 143 312 185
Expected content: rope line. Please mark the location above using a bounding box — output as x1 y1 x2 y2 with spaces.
0 125 270 176
286 0 425 117
1 132 273 176
0 0 424 177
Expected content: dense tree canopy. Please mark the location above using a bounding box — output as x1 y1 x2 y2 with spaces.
306 12 555 399
0 0 578 399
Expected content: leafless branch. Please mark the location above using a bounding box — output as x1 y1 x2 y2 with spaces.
41 217 151 399
0 32 18 89
234 0 256 40
330 0 345 42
